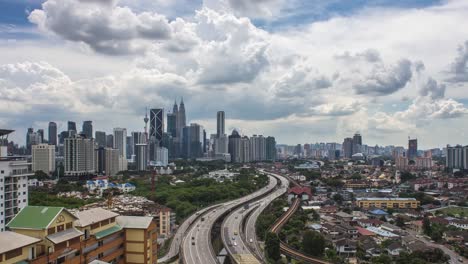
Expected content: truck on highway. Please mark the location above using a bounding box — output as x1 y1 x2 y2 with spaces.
201 217 205 221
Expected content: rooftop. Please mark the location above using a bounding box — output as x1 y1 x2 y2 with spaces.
356 197 417 201
47 228 83 244
116 216 154 229
0 231 41 254
7 206 69 230
74 208 119 227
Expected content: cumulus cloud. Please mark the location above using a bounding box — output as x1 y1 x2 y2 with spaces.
310 100 363 116
447 40 468 82
419 77 445 100
28 0 172 55
353 59 413 96
204 0 285 19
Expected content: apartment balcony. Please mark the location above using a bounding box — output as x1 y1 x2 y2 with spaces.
84 237 124 261
31 242 81 264
101 248 124 263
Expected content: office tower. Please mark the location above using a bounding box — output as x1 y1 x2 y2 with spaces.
37 129 44 143
182 124 204 159
203 129 207 154
113 128 127 158
64 135 95 176
295 144 302 157
95 131 106 147
177 99 186 138
67 121 77 132
126 135 133 159
266 136 277 161
408 138 418 160
214 135 229 154
241 136 251 163
59 131 68 145
82 121 93 139
156 147 169 166
167 112 177 138
0 130 32 231
32 144 55 175
48 122 57 145
446 145 467 170
216 111 225 137
353 133 362 154
135 144 148 171
228 130 242 162
96 147 106 174
105 148 120 176
26 128 34 154
150 108 164 160
343 137 353 158
106 134 114 148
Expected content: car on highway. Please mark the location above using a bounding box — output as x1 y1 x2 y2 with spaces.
192 241 195 246
250 238 253 243
234 242 237 246
234 231 238 235
232 236 235 240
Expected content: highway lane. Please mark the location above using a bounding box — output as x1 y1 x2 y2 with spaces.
159 204 221 263
220 172 289 264
181 175 279 264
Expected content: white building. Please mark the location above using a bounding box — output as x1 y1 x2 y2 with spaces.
208 169 239 182
32 144 55 175
0 156 32 232
155 147 168 166
64 135 95 176
105 148 120 176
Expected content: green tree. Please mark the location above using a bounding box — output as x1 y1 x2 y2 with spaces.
332 193 344 205
395 216 405 227
265 232 281 261
33 170 49 181
422 217 432 236
302 231 325 257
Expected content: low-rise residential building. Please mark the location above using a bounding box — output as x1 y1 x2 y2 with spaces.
287 186 312 204
5 206 158 264
355 197 420 209
0 231 41 264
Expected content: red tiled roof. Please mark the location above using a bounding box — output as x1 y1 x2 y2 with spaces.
357 227 376 236
288 186 312 197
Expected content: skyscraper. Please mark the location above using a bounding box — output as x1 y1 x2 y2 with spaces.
228 130 242 163
167 112 177 138
217 111 225 137
37 129 44 143
95 131 106 147
135 144 148 171
82 121 93 139
353 133 362 154
106 134 114 148
182 123 204 159
64 135 95 176
408 138 418 160
48 122 57 146
26 128 33 154
113 128 127 158
266 136 277 161
126 135 133 159
32 144 55 175
343 137 353 158
150 108 164 160
177 98 186 139
446 145 468 170
67 121 77 132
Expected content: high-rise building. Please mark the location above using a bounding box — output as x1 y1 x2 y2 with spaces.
96 147 106 174
113 128 127 158
105 148 120 176
182 124 204 159
177 99 186 139
167 112 177 138
26 128 33 154
214 135 229 154
48 122 57 146
67 121 77 132
106 134 114 148
135 143 148 171
446 145 468 170
240 136 250 163
95 131 106 147
353 133 362 154
217 111 225 137
126 135 133 159
408 138 418 160
156 147 169 166
59 131 68 145
150 108 164 160
64 135 95 177
0 130 32 231
343 137 353 158
32 144 55 175
37 129 44 143
266 136 277 161
228 130 242 162
82 121 93 139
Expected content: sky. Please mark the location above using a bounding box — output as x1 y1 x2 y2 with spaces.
1 0 468 148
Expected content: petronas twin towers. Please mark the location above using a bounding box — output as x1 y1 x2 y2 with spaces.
172 98 186 139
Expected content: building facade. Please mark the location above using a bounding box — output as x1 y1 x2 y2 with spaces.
32 144 55 175
355 198 420 209
48 122 57 146
82 121 93 139
64 135 96 177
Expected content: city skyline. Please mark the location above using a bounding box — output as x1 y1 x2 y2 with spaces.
1 0 468 148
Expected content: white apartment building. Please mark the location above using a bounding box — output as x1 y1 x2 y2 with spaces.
0 155 32 232
32 144 55 175
155 147 168 166
64 135 95 176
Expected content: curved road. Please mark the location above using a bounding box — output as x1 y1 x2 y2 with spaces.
181 175 279 264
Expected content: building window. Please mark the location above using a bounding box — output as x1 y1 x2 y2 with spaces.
0 170 3 174
5 248 22 260
91 223 100 229
57 224 64 232
66 222 72 229
48 227 56 235
110 218 115 223
23 199 26 203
